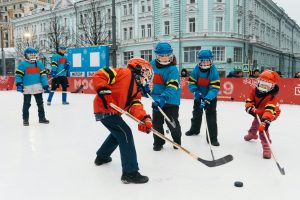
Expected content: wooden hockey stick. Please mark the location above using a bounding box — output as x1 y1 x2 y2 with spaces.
110 103 233 167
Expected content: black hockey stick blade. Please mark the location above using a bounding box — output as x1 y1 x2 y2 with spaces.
71 84 84 93
198 154 233 167
276 163 285 175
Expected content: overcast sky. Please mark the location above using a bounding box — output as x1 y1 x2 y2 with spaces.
273 0 300 24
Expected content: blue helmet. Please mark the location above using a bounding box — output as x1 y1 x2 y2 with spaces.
154 41 173 55
24 47 37 56
197 49 214 60
58 45 67 51
24 47 38 61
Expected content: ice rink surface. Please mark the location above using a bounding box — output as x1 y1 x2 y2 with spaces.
0 91 299 200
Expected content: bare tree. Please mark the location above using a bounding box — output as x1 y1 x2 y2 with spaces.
75 0 110 46
47 13 75 53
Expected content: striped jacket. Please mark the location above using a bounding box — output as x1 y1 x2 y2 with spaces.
245 87 281 122
51 53 68 76
188 64 220 101
92 67 149 121
150 60 181 105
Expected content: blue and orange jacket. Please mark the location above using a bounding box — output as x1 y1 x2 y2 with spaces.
150 60 181 105
51 53 68 76
92 67 149 120
188 64 220 100
15 60 48 86
245 87 281 122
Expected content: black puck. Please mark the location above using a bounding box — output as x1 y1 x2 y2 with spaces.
234 181 243 187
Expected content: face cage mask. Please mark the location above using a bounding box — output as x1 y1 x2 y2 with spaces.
133 66 154 86
26 53 37 62
257 79 274 93
199 59 212 70
156 54 173 65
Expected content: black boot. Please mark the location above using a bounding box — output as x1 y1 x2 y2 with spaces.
211 140 220 146
153 145 163 151
39 118 50 124
23 120 29 126
185 130 199 136
121 171 149 184
94 156 112 166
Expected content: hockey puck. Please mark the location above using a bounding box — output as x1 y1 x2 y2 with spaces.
234 181 243 187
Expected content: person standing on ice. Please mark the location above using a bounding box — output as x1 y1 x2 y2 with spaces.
47 45 71 105
244 70 281 159
150 41 182 151
92 57 154 184
15 47 50 126
185 49 220 146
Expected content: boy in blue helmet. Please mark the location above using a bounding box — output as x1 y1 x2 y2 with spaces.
47 45 71 105
15 47 50 126
186 49 220 146
151 41 182 151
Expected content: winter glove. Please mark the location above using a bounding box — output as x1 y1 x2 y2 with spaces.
43 85 51 93
16 83 23 93
152 96 167 111
246 106 264 117
200 99 211 110
139 84 151 98
51 71 58 78
64 62 70 70
258 119 271 133
193 91 202 101
138 115 152 134
97 87 112 109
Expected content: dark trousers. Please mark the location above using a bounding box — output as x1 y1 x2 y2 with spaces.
23 93 45 121
153 105 182 146
188 99 218 142
97 115 139 173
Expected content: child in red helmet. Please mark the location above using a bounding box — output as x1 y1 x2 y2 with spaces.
244 70 281 159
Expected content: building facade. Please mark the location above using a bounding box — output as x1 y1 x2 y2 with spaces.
12 0 300 77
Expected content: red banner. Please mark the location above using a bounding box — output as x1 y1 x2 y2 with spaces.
1 76 299 105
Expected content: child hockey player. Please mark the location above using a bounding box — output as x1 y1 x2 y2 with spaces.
244 70 281 159
186 49 220 146
47 45 71 105
150 41 182 151
15 47 50 126
92 57 154 184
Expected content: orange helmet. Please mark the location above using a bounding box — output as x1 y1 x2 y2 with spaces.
127 57 154 85
257 70 280 93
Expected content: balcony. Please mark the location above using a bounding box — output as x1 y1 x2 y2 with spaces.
138 12 152 19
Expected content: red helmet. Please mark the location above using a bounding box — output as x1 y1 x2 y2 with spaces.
257 70 280 93
127 57 153 85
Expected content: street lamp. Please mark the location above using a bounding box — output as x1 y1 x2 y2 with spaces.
24 32 31 47
0 24 6 76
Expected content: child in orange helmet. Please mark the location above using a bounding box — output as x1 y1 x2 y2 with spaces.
92 57 154 184
244 70 281 159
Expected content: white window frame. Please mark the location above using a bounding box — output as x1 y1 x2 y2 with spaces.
183 46 201 63
212 46 225 62
123 51 134 65
233 47 243 63
147 24 152 38
141 50 153 61
164 21 170 35
141 25 146 38
215 16 223 32
188 18 196 33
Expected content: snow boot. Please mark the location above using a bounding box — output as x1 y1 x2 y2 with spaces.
261 140 271 159
94 156 112 166
185 130 199 136
153 145 163 151
244 132 258 141
23 120 29 126
121 171 149 184
39 118 50 124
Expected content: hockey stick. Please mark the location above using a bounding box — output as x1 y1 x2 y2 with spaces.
48 69 66 82
256 114 285 175
146 93 176 128
203 109 215 160
110 103 233 167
